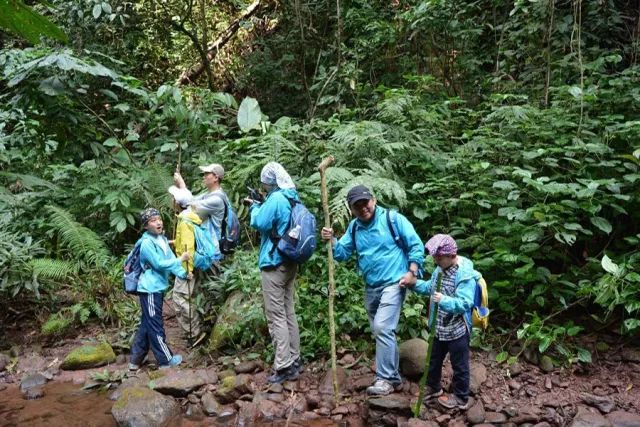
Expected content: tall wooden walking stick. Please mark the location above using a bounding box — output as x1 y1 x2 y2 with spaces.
185 244 193 347
318 155 339 401
413 272 444 417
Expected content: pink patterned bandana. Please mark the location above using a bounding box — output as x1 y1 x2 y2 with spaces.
425 234 457 256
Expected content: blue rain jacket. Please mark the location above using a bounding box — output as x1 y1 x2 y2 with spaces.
413 256 480 330
332 206 425 288
137 231 188 294
249 188 300 269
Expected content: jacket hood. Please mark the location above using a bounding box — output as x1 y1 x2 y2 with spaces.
179 209 202 225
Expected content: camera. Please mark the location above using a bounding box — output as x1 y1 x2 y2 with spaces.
243 186 265 205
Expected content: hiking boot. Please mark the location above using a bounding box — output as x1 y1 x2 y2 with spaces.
159 354 183 369
293 358 304 374
438 393 471 410
267 364 299 384
128 362 140 371
424 386 443 400
366 379 395 396
128 354 148 371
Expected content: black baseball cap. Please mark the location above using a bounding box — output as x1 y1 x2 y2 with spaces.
347 185 374 206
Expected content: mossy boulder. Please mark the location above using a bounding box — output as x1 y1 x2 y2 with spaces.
207 291 263 353
111 387 180 427
60 342 116 370
399 338 428 379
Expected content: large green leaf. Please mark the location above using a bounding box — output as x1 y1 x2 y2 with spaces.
237 97 262 133
0 0 68 44
590 216 612 234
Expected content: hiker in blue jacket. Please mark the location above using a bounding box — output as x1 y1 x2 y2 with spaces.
246 162 302 384
404 234 479 410
321 185 425 395
129 208 192 370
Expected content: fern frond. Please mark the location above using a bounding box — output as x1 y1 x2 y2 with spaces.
29 258 77 280
0 172 58 190
46 205 112 267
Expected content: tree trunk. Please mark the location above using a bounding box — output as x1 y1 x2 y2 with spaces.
176 0 262 86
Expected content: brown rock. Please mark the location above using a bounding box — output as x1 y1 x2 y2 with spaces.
352 375 375 392
319 366 347 394
569 406 612 427
581 393 616 414
234 360 261 374
256 399 286 420
485 411 508 423
606 410 640 427
467 400 485 424
407 420 439 427
470 362 488 394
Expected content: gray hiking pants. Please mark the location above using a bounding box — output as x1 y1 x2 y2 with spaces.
261 262 300 371
172 276 202 338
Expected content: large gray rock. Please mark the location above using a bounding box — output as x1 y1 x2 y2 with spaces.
467 399 486 424
109 373 151 401
149 369 207 397
201 392 222 416
399 338 428 378
20 373 47 392
368 395 413 416
111 387 181 427
60 342 116 370
606 410 640 427
569 406 612 427
581 393 615 413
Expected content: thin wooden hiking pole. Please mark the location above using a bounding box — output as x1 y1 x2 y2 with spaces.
318 155 339 401
413 272 444 417
185 244 193 347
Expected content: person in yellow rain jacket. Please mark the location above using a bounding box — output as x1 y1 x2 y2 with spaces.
169 185 206 345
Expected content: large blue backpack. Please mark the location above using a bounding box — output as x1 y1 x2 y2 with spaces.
272 197 317 264
123 241 145 295
219 198 241 255
185 219 218 270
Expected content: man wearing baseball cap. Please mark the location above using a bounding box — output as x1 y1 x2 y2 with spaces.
173 163 230 345
321 184 425 395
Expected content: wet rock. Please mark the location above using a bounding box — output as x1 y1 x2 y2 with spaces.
467 399 485 424
236 401 257 425
256 399 287 420
16 352 48 374
20 373 47 392
581 393 615 413
23 385 45 400
234 360 261 374
485 411 508 423
470 362 488 394
149 369 207 397
60 342 116 370
399 338 428 378
606 410 640 427
201 392 222 416
539 355 554 373
111 387 181 427
108 372 150 401
523 346 539 365
569 406 612 427
367 395 412 416
216 406 237 424
319 366 347 394
504 405 518 417
215 374 253 404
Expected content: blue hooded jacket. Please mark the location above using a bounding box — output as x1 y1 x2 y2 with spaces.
332 206 425 287
249 187 300 269
137 231 188 294
413 256 480 330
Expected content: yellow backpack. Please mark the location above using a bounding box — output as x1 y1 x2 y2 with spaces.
471 277 490 330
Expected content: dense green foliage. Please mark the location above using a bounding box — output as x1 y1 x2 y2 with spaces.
1 0 639 365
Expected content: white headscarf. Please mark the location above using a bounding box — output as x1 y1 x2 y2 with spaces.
260 162 296 189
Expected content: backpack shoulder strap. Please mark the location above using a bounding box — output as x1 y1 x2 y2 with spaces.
386 209 405 252
349 219 358 255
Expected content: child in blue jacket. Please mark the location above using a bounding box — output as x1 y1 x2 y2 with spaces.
129 208 192 370
406 234 480 410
